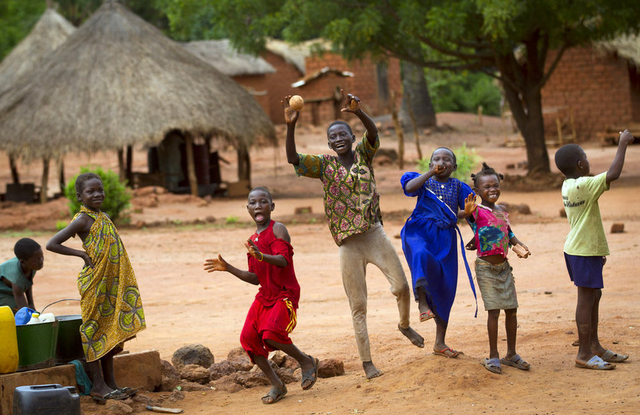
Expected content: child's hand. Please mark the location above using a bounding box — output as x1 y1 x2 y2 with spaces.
465 238 476 251
429 164 445 175
282 95 300 124
81 253 93 268
245 239 263 261
512 243 531 259
204 254 228 272
464 194 477 216
619 129 635 146
340 89 360 113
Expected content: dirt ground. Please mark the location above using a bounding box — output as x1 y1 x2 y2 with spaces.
1 113 640 414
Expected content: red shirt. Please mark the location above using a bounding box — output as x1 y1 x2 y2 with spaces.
247 221 300 308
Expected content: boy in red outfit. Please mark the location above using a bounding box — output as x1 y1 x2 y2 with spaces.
204 186 318 404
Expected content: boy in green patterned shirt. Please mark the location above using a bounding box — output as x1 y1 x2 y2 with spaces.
284 91 424 379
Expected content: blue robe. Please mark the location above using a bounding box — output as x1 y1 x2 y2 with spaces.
400 173 477 327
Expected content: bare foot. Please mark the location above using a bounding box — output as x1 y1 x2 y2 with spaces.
398 324 424 348
363 361 383 379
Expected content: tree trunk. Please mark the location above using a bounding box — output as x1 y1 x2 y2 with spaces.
237 146 251 184
389 91 404 169
8 155 19 184
58 158 65 195
400 61 436 130
40 157 49 204
501 75 550 175
126 145 133 186
117 148 126 182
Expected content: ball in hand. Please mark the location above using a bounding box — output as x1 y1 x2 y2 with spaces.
289 95 304 110
348 99 358 110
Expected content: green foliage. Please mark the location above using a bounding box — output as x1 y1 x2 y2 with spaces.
225 216 239 225
0 0 46 61
64 166 131 224
427 70 502 116
56 220 68 231
418 144 481 184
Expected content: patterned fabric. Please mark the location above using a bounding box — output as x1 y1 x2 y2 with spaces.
294 133 380 246
425 177 467 211
468 205 515 258
74 206 145 362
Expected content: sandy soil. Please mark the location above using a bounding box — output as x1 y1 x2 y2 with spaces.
1 113 639 414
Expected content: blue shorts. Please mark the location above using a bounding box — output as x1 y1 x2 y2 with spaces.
564 253 605 289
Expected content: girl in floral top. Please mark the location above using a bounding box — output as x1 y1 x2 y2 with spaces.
465 162 531 374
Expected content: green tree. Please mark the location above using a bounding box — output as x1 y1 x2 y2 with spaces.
164 0 640 175
0 0 46 61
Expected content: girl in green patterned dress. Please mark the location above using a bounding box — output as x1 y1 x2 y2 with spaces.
47 172 145 403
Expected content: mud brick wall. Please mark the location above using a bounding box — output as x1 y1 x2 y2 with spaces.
542 47 633 140
245 51 401 127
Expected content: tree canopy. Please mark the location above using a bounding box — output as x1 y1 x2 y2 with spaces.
164 0 640 174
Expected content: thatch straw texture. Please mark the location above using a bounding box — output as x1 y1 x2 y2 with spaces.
0 8 75 95
596 34 640 68
183 40 275 76
0 1 275 160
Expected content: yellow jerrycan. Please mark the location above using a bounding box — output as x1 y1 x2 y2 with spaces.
0 305 19 374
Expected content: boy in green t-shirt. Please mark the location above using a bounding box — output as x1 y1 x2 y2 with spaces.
554 130 634 370
0 238 44 313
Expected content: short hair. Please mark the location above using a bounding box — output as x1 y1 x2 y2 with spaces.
327 120 353 136
430 147 457 165
75 172 102 194
14 238 41 261
248 186 273 203
471 162 504 187
555 144 583 176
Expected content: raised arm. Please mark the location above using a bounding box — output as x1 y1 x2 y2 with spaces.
404 164 445 194
283 96 300 166
606 129 635 184
203 254 259 285
46 216 93 268
341 91 377 146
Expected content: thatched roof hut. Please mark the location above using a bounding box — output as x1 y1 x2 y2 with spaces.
0 8 75 96
183 40 275 76
0 1 275 162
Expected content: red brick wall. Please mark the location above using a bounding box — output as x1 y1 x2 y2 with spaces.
239 50 401 127
542 47 633 140
231 74 270 116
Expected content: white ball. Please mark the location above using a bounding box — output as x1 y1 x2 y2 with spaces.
290 95 304 110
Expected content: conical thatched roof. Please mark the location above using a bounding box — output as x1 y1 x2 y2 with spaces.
183 40 275 76
596 34 640 68
0 1 275 160
0 8 75 95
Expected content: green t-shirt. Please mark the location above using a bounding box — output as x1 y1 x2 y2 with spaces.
0 257 35 310
562 172 610 256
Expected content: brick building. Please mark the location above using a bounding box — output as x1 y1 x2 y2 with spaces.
541 36 640 141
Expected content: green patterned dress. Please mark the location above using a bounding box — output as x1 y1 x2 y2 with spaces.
74 206 145 362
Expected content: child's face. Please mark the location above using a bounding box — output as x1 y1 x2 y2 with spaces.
429 149 457 179
247 190 274 225
21 248 44 272
327 124 355 155
474 174 501 206
77 178 105 211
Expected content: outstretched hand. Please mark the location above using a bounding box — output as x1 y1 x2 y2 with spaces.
464 194 477 216
340 89 360 113
245 239 263 261
282 95 300 124
619 129 635 145
204 254 228 272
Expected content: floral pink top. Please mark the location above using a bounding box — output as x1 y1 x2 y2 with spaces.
294 134 380 246
468 205 515 258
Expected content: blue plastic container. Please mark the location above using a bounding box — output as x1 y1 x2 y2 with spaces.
13 384 80 415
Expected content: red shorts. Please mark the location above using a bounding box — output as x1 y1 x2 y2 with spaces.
240 298 297 360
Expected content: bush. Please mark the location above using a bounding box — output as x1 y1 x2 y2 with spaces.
65 166 131 224
426 70 502 116
417 144 481 185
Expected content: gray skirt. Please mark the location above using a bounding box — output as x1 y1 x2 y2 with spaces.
475 257 518 311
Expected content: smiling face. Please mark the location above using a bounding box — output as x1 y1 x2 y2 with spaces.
327 123 355 155
77 177 105 211
247 189 274 226
429 148 457 181
475 174 501 207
